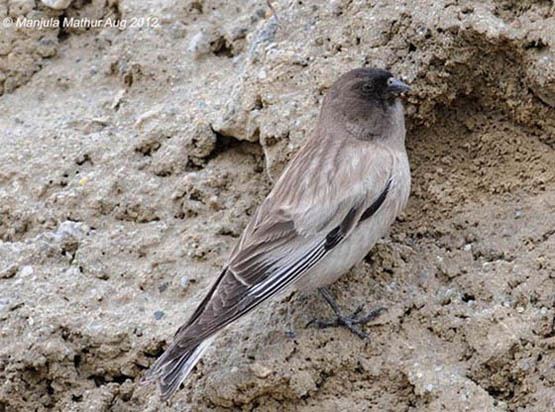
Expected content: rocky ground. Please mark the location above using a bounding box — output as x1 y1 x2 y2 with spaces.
0 0 554 411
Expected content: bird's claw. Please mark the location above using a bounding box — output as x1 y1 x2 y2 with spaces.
307 306 386 340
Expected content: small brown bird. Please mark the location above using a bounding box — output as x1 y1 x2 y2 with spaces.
145 68 411 400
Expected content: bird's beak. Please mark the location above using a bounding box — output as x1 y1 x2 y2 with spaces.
387 78 411 95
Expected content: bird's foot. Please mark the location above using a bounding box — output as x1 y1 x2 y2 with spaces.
307 305 385 339
307 287 386 339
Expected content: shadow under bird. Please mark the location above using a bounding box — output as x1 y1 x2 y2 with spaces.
143 67 412 400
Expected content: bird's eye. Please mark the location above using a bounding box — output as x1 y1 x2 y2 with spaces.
386 77 394 86
362 82 373 93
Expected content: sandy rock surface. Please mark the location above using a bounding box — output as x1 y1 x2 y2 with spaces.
1 0 554 411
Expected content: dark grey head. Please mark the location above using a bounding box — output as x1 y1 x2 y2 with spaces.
320 68 410 140
327 68 410 108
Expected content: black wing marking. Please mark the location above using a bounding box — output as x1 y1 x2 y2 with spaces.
325 206 358 250
360 179 391 222
327 179 391 249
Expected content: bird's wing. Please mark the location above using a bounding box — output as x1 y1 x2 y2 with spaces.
169 137 394 350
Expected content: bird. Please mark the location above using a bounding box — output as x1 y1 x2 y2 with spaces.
144 67 412 401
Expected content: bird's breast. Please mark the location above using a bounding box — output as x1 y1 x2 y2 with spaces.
294 149 411 291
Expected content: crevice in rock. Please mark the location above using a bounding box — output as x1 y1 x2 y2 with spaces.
204 129 247 161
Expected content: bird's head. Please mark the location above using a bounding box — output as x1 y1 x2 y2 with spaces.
327 68 410 108
319 68 410 141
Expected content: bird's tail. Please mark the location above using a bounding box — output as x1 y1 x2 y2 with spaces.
142 335 215 401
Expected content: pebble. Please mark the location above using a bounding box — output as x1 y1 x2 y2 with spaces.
250 362 273 379
189 122 217 158
20 266 34 277
0 265 18 279
180 276 190 289
187 31 212 59
330 0 343 16
54 221 88 241
41 0 73 10
111 89 125 110
154 310 165 320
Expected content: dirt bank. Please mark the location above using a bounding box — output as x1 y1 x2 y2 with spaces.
0 0 553 411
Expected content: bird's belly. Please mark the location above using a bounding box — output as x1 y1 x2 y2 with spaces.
293 213 394 291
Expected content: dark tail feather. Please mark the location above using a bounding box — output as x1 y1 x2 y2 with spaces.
142 336 215 401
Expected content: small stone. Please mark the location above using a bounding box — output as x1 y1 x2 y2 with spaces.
330 0 343 15
111 89 125 110
20 266 34 277
180 276 190 289
37 37 57 58
482 262 493 271
0 265 18 279
170 21 188 39
187 31 211 59
41 0 73 10
154 310 165 320
134 109 161 129
188 122 216 158
249 362 272 379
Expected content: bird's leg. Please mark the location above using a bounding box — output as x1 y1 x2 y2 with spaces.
285 300 296 339
307 287 385 339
